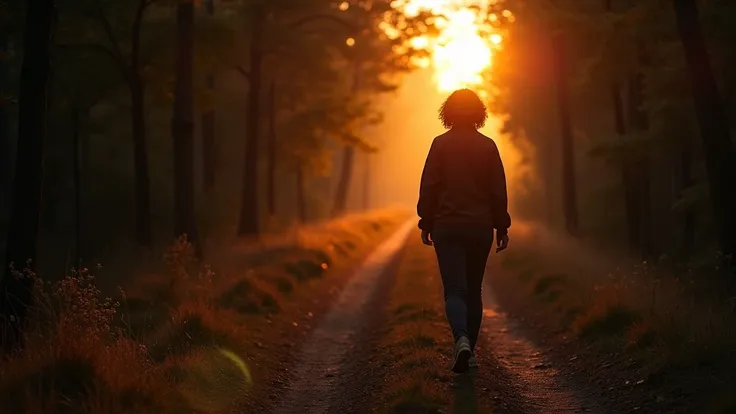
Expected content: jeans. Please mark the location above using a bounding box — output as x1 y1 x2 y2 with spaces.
432 226 494 350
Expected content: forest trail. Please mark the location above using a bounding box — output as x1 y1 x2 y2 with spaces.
472 288 601 413
272 220 416 413
270 222 604 413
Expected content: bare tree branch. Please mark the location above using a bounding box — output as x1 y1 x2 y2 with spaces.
92 0 128 71
234 64 250 81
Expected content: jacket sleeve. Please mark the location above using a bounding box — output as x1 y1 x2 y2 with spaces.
417 139 442 232
490 141 511 234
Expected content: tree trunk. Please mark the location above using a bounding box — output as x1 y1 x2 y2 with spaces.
610 81 642 253
202 75 215 193
296 164 307 223
332 62 360 218
172 0 200 257
0 39 10 211
266 80 276 218
1 0 56 351
627 39 654 260
672 0 736 260
362 153 371 211
332 145 355 217
237 6 263 237
551 35 578 236
129 3 152 247
201 0 215 193
129 77 152 247
72 103 81 267
680 146 695 258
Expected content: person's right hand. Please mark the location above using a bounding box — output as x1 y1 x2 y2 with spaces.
496 232 509 252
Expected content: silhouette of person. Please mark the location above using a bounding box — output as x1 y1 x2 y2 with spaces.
416 88 511 374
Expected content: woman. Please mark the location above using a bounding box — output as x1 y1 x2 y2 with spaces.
417 88 511 374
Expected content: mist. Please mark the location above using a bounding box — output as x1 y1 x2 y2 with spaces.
360 67 531 216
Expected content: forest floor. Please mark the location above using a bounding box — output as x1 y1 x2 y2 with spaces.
2 212 734 413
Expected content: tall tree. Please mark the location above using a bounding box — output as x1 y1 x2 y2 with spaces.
603 0 644 256
266 79 277 218
71 98 81 266
552 34 579 236
626 39 653 259
610 78 643 255
672 0 736 260
1 0 56 351
331 144 355 217
295 163 307 223
201 0 216 193
172 0 200 257
0 8 11 209
57 0 158 247
236 3 264 237
362 152 371 210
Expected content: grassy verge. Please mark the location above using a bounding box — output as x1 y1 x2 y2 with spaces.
370 237 498 414
371 238 451 413
490 224 736 413
0 208 409 414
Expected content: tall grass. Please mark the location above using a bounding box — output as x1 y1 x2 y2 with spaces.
0 209 409 413
497 221 736 411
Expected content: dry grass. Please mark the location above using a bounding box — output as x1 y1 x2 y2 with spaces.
0 209 409 414
371 239 455 413
495 221 736 412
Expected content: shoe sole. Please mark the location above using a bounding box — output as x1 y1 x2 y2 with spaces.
451 348 472 373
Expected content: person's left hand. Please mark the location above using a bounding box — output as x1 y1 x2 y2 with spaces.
421 230 433 246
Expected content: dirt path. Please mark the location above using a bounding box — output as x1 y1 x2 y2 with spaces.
273 220 415 413
473 287 603 413
273 224 609 413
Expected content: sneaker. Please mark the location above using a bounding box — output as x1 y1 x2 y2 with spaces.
451 336 472 373
468 353 479 369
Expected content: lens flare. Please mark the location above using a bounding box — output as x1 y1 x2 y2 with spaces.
177 347 253 412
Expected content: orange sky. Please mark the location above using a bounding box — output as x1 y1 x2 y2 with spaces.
361 68 525 212
341 0 528 214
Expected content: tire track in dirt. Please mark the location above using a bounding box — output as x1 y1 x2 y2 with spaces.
273 220 415 414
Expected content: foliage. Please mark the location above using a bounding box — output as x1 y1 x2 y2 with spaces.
487 0 736 256
0 0 433 263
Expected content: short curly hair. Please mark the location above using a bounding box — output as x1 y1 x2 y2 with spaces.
438 88 488 130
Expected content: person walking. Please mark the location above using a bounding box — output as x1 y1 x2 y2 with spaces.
417 88 511 374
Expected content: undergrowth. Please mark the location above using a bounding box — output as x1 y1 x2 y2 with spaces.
498 229 736 412
0 209 407 413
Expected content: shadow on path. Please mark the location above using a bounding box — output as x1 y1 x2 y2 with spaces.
474 272 602 413
452 373 480 414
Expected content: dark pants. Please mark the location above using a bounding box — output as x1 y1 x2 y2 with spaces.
432 226 494 350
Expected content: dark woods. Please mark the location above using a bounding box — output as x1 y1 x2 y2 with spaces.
1 0 56 350
488 0 736 272
0 0 433 349
2 0 736 350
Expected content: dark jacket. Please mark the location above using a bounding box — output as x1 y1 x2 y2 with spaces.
417 128 511 234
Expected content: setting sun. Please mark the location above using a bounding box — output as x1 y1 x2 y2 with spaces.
393 0 502 92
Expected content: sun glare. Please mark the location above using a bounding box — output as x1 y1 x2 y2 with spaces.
392 0 504 92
